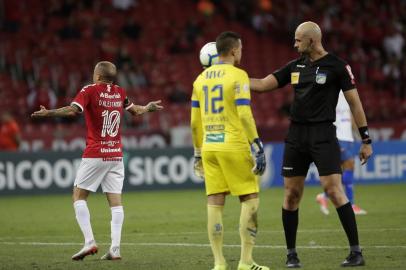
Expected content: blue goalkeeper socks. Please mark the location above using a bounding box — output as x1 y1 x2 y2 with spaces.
342 169 354 205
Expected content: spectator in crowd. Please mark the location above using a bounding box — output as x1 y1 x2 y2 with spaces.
0 0 405 129
383 22 404 60
27 81 57 113
252 11 274 34
100 31 120 60
93 18 109 40
2 1 23 32
112 0 137 10
59 16 81 40
117 62 138 90
368 55 386 91
185 19 202 44
400 60 406 98
259 0 272 12
133 66 148 88
168 82 189 103
383 54 401 95
0 112 21 151
48 0 77 17
170 31 193 54
121 17 141 40
116 46 134 69
197 0 215 18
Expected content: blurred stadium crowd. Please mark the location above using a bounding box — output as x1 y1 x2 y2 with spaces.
0 0 405 142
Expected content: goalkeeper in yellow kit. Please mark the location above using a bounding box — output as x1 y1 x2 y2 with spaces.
191 31 269 270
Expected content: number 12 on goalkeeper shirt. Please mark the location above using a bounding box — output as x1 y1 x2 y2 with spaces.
203 84 224 114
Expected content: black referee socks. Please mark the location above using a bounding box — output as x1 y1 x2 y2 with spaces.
282 208 299 251
336 202 360 247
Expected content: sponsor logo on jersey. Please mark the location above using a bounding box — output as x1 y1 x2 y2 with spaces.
205 125 225 131
100 92 121 99
100 148 121 153
101 140 120 147
206 133 225 143
102 157 122 162
316 73 327 84
296 64 306 68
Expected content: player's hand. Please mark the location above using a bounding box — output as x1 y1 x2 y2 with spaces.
359 143 373 165
194 156 204 179
31 105 49 118
146 100 164 112
251 138 266 175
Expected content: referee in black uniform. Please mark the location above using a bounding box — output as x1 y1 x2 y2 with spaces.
250 21 373 268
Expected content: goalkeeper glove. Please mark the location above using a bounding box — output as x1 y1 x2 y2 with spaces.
251 138 266 175
194 148 204 179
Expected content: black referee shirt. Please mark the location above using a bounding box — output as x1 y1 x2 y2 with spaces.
273 53 356 123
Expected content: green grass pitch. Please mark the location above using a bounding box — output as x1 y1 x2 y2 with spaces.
0 184 405 270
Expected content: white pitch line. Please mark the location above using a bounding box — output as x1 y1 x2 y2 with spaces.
1 241 406 249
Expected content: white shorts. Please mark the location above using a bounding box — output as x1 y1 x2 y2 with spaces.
74 158 124 193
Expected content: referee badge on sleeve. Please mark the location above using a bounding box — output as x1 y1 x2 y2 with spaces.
316 73 327 84
291 72 300 84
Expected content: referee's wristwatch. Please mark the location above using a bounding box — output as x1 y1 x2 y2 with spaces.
362 138 372 144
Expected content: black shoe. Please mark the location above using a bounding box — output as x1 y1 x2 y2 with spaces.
286 252 301 268
341 251 365 267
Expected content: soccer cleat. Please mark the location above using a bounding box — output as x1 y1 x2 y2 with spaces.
72 240 98 261
316 193 330 215
341 251 365 267
286 253 301 268
237 261 269 270
352 205 367 215
101 246 121 260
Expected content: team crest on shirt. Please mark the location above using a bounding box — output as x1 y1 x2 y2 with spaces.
235 83 240 94
316 73 327 84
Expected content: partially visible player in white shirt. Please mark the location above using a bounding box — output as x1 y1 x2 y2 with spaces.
31 61 163 260
316 91 367 215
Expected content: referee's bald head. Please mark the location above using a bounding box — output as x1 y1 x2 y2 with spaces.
93 61 117 83
294 21 325 56
295 21 322 42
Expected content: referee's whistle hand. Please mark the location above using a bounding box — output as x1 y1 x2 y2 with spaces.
359 144 373 165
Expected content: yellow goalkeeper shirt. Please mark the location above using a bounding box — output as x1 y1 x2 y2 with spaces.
190 63 259 152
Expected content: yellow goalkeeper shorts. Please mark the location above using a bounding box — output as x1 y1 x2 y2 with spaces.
202 150 259 196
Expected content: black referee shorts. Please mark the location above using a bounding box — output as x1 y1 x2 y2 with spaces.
282 122 342 177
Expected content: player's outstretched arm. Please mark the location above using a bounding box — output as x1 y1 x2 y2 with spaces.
127 100 163 116
344 89 373 165
250 74 279 92
31 105 80 118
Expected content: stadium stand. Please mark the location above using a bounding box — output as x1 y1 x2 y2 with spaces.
0 0 405 136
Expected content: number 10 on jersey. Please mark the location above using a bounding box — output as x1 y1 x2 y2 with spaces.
203 84 224 114
101 110 120 137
